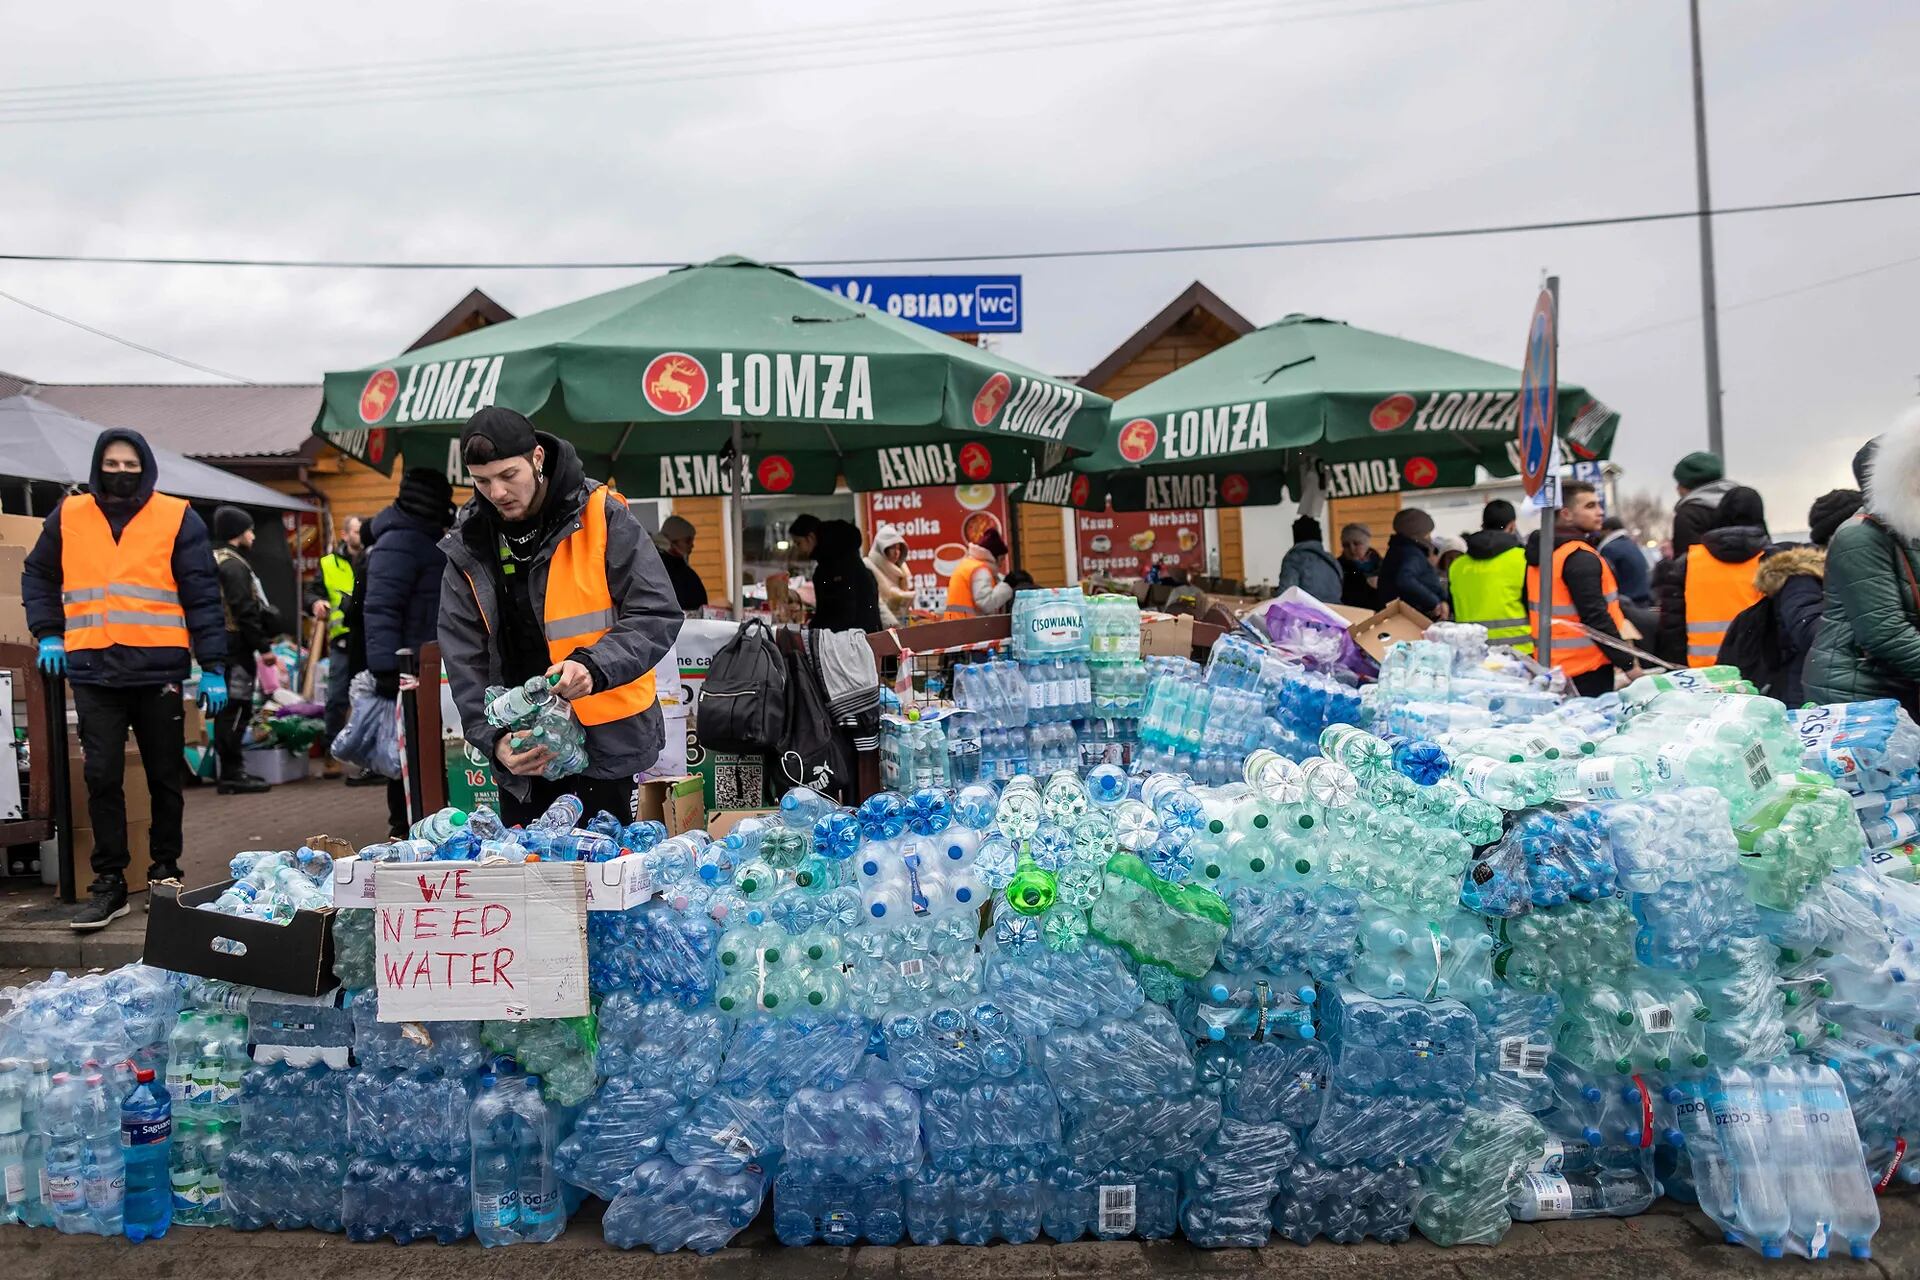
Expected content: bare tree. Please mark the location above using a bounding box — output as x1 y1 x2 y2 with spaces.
1616 490 1671 545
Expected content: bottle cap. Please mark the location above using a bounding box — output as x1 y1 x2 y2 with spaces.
135 1068 155 1083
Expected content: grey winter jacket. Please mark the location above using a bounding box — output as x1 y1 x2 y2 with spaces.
1275 542 1344 603
437 435 684 801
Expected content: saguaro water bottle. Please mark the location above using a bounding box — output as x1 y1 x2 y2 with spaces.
120 1067 171 1241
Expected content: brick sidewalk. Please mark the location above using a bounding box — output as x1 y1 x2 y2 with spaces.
0 1195 1911 1280
0 771 393 972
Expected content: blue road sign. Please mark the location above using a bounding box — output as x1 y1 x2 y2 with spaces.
806 274 1023 333
1518 287 1557 499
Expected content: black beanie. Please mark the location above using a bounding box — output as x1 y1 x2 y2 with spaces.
212 505 253 542
1807 488 1864 547
1291 515 1322 543
396 466 456 527
459 406 539 465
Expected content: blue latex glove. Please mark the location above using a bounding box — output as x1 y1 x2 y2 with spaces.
35 635 64 674
198 670 229 714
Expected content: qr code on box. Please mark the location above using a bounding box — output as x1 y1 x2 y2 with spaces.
713 757 765 809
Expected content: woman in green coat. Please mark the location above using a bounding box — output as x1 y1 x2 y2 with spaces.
1803 419 1920 711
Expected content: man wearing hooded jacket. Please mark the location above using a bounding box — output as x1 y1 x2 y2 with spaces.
22 428 228 929
438 408 683 826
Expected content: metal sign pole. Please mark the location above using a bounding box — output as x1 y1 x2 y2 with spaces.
1521 277 1561 675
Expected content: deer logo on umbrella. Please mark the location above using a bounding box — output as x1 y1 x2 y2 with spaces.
643 352 709 416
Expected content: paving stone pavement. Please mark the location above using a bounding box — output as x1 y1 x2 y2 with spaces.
0 771 392 973
1 1193 1914 1280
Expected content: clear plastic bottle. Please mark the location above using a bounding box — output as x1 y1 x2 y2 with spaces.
80 1073 124 1235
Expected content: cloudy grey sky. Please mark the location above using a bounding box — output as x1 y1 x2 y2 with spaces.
2 0 1916 523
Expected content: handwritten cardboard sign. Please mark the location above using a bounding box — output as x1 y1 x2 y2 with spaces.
374 861 589 1022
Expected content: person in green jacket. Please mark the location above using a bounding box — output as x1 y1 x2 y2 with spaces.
1803 419 1920 712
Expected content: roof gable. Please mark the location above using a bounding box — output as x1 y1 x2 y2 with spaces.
1077 282 1254 397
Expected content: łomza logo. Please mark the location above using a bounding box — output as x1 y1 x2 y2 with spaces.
644 352 709 416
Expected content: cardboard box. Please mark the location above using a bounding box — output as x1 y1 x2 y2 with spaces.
1348 600 1433 663
636 775 705 836
72 819 152 895
143 879 337 997
0 513 45 548
706 807 777 840
374 860 588 1022
1139 614 1195 658
586 855 656 913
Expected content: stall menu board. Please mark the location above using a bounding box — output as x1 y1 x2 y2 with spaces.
1075 508 1206 579
862 484 1010 613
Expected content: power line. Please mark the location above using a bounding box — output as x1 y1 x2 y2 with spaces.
3 188 1915 272
1573 249 1920 348
0 0 1478 125
0 288 255 383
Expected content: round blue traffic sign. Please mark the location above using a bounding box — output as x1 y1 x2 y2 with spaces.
1518 288 1557 499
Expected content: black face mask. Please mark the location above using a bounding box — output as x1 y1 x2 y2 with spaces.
98 471 142 500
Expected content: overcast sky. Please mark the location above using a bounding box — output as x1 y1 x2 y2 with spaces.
3 0 1916 523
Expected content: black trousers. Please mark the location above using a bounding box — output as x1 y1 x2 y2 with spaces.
71 682 186 883
387 778 409 839
499 773 637 829
1570 667 1618 699
213 659 256 776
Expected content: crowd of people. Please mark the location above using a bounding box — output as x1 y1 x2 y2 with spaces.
28 395 1920 933
1285 410 1920 710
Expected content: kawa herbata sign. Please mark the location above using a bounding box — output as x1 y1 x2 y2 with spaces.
315 256 1105 495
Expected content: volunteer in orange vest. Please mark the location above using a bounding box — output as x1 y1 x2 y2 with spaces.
1653 484 1770 669
21 428 229 931
943 526 1014 619
439 408 685 826
1524 479 1643 698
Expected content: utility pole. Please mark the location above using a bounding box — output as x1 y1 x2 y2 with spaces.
1689 0 1726 459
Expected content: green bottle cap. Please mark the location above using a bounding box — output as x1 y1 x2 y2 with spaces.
764 948 781 965
807 991 824 1006
1248 858 1266 874
1615 1009 1636 1026
741 878 758 894
720 950 737 967
718 995 734 1011
1294 859 1312 876
1252 814 1269 829
762 993 779 1008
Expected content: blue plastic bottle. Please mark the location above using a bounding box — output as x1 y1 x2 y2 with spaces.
120 1067 172 1241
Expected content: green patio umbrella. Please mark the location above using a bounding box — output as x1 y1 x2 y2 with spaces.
313 256 1109 613
1042 313 1617 511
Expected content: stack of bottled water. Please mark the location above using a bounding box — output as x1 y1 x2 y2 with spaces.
483 675 589 780
342 997 484 1244
1010 587 1093 768
198 849 334 924
880 709 977 790
950 654 1030 781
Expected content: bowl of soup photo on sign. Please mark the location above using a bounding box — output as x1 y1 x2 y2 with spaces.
933 542 968 577
961 511 1003 548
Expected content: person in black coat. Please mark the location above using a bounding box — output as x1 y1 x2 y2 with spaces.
363 467 455 836
1378 507 1450 619
790 514 881 633
21 426 228 928
210 505 281 794
1653 486 1770 668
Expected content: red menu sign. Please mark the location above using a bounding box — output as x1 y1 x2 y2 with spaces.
862 484 1011 613
1075 508 1206 579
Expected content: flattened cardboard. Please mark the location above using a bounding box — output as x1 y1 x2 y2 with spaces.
374 860 588 1022
706 807 778 840
1139 614 1194 658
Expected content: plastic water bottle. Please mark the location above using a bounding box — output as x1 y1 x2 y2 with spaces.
528 795 584 834
80 1073 124 1235
42 1072 90 1233
119 1067 171 1241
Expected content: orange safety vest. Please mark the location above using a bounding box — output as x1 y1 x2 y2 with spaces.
59 492 192 652
943 556 991 620
542 485 656 725
1524 539 1629 678
1682 551 1764 668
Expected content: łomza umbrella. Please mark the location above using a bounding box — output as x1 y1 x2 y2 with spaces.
315 256 1109 613
1044 313 1616 511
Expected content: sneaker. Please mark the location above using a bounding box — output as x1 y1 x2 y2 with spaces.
217 773 271 795
71 877 130 931
146 863 183 911
344 771 386 788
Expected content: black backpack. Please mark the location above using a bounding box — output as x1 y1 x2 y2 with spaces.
1717 594 1786 697
768 645 854 802
697 619 787 753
